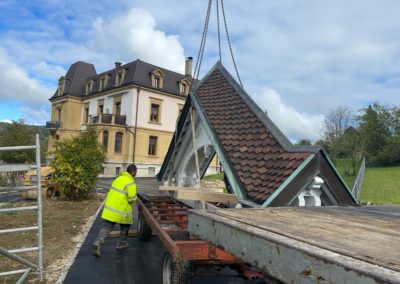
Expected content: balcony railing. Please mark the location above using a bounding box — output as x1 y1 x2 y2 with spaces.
46 121 61 129
101 114 112 124
90 114 127 126
114 115 126 125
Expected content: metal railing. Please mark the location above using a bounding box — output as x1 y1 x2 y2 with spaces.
352 156 366 202
0 134 44 282
90 114 127 126
45 121 61 129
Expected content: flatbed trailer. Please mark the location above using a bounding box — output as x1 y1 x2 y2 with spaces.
136 195 263 284
188 205 400 284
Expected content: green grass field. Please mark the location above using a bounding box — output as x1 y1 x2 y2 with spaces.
360 167 400 204
202 173 224 180
334 159 400 204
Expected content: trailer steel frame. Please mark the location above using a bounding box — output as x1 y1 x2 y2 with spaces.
137 196 263 282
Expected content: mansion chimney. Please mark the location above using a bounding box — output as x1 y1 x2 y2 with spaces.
185 57 193 78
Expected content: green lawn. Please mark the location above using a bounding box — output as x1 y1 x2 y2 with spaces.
202 172 224 180
334 159 400 204
360 167 400 204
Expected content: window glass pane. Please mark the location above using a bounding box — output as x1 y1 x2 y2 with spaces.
148 136 157 155
102 131 108 152
114 132 123 153
150 104 159 122
115 102 121 115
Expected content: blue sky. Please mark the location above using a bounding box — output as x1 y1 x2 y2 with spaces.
1 0 400 141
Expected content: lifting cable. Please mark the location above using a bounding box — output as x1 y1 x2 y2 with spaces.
191 0 243 90
220 0 243 88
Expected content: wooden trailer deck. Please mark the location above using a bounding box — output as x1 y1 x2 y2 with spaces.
188 205 400 284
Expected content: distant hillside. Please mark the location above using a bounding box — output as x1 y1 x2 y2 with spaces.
0 122 49 154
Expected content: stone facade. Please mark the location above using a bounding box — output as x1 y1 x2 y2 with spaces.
47 59 220 177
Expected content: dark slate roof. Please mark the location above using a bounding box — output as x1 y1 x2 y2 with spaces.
50 61 96 99
194 64 318 204
50 59 190 100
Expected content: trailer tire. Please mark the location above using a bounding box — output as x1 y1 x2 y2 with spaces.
137 212 152 241
162 252 193 284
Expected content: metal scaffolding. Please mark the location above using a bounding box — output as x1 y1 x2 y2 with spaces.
0 134 44 282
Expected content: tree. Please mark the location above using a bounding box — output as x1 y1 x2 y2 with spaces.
340 126 361 175
358 104 388 160
322 106 354 159
0 119 35 163
0 120 37 186
52 130 105 200
295 139 312 146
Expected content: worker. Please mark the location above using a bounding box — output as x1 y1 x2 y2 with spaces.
92 164 138 257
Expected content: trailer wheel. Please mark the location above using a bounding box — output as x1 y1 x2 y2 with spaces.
137 212 152 241
162 253 193 284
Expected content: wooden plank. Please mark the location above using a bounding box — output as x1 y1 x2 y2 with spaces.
210 206 400 272
159 186 224 193
176 190 237 204
108 229 138 237
188 209 400 284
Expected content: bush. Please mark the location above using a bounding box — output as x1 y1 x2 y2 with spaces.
52 130 105 200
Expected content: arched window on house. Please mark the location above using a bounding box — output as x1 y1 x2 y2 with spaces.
102 131 108 152
114 132 123 153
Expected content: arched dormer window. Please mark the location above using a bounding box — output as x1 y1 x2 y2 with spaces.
99 75 109 92
115 69 126 87
85 80 94 95
150 69 165 89
58 76 66 96
179 78 190 96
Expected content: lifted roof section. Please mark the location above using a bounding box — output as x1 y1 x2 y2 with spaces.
158 62 356 206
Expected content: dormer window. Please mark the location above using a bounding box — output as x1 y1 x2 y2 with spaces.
154 76 161 88
85 80 94 95
99 75 108 92
58 76 65 96
150 69 165 89
115 70 126 87
179 79 190 96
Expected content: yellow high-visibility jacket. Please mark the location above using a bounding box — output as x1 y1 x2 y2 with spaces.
101 172 137 224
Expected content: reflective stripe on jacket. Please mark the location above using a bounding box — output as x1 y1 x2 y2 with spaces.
101 172 137 224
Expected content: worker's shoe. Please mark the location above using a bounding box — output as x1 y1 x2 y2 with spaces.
116 240 129 251
92 242 101 257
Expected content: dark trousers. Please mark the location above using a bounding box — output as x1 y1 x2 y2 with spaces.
95 220 130 244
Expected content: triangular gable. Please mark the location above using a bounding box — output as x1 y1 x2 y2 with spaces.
158 62 357 207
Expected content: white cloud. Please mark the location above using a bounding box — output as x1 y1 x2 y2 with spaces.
0 49 52 103
19 105 50 125
0 119 12 124
252 88 324 142
90 8 186 73
31 61 66 80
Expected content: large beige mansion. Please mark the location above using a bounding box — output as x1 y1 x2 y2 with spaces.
47 58 219 177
